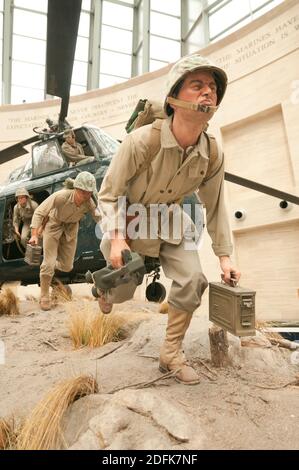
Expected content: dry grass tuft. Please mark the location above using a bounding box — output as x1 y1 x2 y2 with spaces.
0 288 20 316
25 294 38 302
17 375 98 450
51 280 72 304
67 304 125 349
158 302 169 314
256 319 283 340
0 418 18 450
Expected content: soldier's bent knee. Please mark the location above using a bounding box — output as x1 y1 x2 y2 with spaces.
55 262 73 273
189 272 209 311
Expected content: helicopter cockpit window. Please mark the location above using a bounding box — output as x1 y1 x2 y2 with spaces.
91 128 120 157
22 157 33 179
32 140 66 176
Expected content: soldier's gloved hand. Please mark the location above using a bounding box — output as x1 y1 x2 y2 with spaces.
29 235 39 246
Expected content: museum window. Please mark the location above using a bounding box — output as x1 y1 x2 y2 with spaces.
150 0 181 72
10 0 91 103
0 0 287 104
71 2 91 96
208 0 286 42
99 0 134 88
11 5 47 104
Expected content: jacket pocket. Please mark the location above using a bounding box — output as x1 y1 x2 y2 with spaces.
188 158 209 181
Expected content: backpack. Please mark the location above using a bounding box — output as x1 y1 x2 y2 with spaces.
125 99 223 183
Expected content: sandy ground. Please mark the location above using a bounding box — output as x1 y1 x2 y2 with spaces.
1 284 299 450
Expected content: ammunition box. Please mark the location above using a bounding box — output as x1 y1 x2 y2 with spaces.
24 244 42 266
209 282 256 337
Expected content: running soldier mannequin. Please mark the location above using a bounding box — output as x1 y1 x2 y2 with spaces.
98 54 241 385
29 172 100 311
13 187 38 248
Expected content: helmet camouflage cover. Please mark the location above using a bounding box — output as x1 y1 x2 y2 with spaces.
73 171 96 192
164 53 228 116
15 187 30 198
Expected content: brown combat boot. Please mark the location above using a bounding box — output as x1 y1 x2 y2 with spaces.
39 275 52 311
159 306 200 385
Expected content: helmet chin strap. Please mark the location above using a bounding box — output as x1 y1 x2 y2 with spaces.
167 96 218 114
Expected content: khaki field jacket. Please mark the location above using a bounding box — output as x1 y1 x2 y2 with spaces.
98 118 233 258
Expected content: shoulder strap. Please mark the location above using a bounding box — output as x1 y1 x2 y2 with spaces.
134 119 162 178
133 124 223 183
203 132 224 183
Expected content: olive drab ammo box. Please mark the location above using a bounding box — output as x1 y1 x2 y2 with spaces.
209 282 256 337
24 244 42 266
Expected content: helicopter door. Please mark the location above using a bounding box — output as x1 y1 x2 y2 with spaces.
32 140 67 177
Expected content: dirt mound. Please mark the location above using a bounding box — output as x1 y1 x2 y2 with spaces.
0 290 299 450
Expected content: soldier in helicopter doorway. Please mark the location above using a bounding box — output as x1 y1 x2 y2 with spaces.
13 187 38 249
29 172 100 311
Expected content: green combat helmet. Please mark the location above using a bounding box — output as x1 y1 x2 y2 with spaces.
15 187 30 199
164 53 228 117
73 171 96 193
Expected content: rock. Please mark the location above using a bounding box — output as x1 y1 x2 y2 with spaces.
64 389 196 450
84 398 174 450
89 402 131 447
241 332 271 348
68 429 102 450
62 394 107 448
117 389 192 442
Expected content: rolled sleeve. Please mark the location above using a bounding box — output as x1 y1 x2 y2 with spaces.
98 134 142 234
13 205 20 227
31 193 57 229
197 153 233 257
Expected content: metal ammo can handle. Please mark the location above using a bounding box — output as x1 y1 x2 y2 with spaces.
121 249 132 265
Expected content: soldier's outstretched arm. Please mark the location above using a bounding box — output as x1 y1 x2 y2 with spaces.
98 134 143 268
197 149 233 259
98 134 143 236
29 192 58 244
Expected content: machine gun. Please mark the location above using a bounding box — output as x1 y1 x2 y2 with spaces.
85 250 146 298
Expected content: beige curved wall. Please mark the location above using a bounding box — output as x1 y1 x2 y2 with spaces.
1 0 298 320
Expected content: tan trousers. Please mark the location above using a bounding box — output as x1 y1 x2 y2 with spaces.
40 230 77 278
100 237 208 313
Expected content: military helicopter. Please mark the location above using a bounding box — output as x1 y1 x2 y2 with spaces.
0 1 298 299
0 0 167 300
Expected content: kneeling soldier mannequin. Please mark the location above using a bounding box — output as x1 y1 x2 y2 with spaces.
98 54 241 385
13 187 38 248
29 172 100 311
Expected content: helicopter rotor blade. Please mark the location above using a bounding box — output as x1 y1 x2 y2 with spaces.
0 136 39 164
46 0 82 127
224 172 299 205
